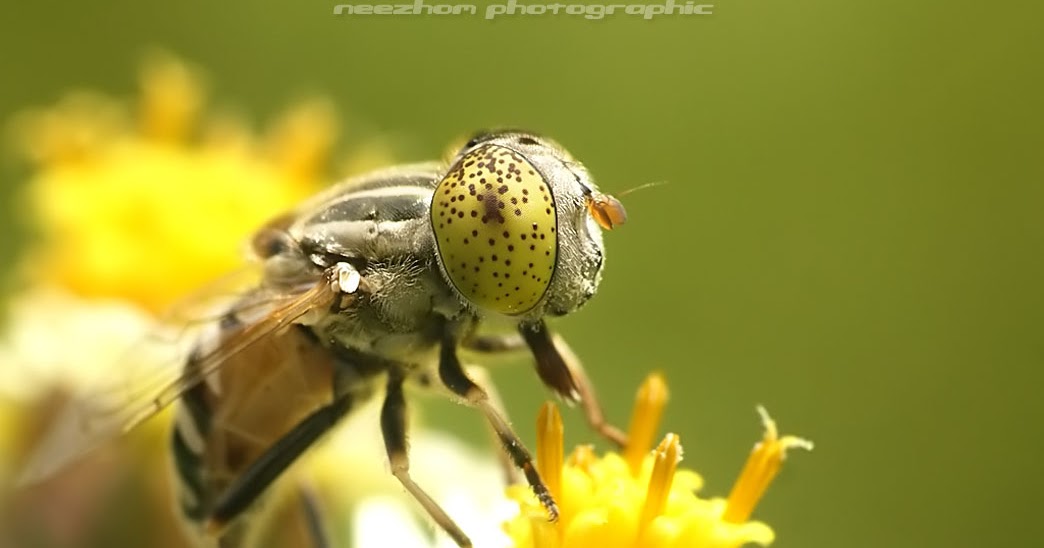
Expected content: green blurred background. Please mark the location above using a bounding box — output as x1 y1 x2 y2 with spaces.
2 1 1042 547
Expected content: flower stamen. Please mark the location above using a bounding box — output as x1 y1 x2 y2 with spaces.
537 402 565 505
623 372 669 476
723 405 813 523
638 433 681 538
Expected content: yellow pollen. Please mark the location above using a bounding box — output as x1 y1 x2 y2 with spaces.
623 372 669 476
723 406 814 523
637 433 681 538
537 402 565 505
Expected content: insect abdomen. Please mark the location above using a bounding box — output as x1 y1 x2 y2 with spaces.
168 321 342 547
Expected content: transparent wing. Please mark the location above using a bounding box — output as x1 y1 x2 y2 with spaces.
18 271 341 486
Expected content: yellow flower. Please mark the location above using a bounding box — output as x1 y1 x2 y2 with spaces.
9 53 389 313
505 374 812 548
0 54 394 547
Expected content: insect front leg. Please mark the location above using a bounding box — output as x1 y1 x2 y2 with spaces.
520 320 628 448
439 330 559 522
464 365 523 485
381 368 473 547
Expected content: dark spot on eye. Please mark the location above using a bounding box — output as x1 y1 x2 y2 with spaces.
505 259 511 266
540 234 545 239
458 212 464 218
508 245 514 251
479 256 484 262
463 238 469 245
471 211 478 218
488 238 496 246
521 234 527 241
498 185 509 194
492 255 498 262
511 197 518 205
472 230 478 237
530 245 536 250
519 136 539 145
514 208 522 216
528 263 534 268
493 272 499 278
503 231 510 238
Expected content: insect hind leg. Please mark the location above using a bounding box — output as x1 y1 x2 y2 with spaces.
203 395 353 542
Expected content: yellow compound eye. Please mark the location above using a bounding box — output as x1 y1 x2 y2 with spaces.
431 144 557 315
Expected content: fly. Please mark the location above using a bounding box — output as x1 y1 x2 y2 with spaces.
21 130 631 548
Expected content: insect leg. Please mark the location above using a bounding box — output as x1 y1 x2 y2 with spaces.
296 480 331 548
465 365 523 485
204 395 353 536
439 334 559 521
461 332 527 353
381 369 473 548
520 320 628 448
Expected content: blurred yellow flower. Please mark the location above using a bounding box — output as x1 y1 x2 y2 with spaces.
9 53 389 313
0 53 393 548
505 374 812 548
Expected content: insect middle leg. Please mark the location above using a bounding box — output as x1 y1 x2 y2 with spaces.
381 369 473 547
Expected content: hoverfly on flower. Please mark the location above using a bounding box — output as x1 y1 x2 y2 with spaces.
20 130 631 548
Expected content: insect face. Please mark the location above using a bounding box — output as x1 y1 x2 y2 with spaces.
431 132 623 319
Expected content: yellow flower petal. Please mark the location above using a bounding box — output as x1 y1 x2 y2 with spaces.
505 374 810 548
